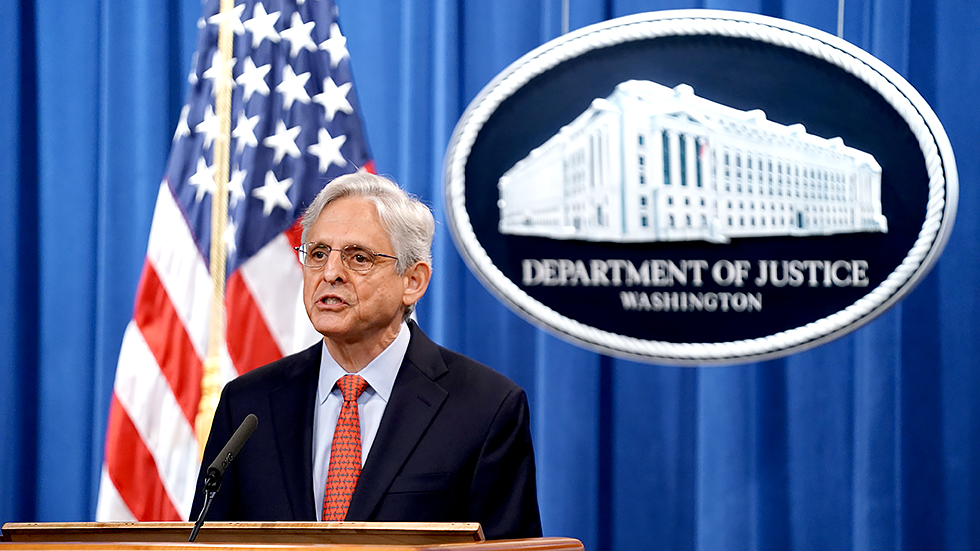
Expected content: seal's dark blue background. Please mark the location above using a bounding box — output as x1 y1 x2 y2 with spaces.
464 34 931 343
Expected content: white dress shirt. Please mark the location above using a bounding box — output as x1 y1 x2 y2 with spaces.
312 321 409 520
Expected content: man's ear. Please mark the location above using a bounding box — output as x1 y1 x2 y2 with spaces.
402 261 431 306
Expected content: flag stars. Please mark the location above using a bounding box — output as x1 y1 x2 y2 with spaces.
195 105 221 151
174 105 191 142
236 57 271 102
228 167 248 207
280 12 317 58
313 77 353 121
189 157 217 202
224 218 239 255
308 128 347 173
188 52 200 86
263 120 302 164
319 23 349 68
232 111 260 154
202 50 237 97
170 4 368 253
277 65 312 110
207 4 246 36
242 3 281 49
253 171 294 216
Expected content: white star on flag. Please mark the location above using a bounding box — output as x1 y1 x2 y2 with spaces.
252 171 294 216
262 120 302 164
313 76 353 121
280 12 316 58
206 4 245 35
242 3 281 48
174 105 191 142
277 65 312 110
195 105 220 151
202 50 237 97
224 218 239 254
187 52 199 86
188 157 216 201
236 57 271 102
228 167 247 207
319 23 349 68
308 128 347 173
232 111 260 154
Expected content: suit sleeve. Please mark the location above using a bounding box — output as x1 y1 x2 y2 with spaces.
468 387 543 539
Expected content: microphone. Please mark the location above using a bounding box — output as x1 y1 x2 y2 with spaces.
189 414 258 542
204 413 258 492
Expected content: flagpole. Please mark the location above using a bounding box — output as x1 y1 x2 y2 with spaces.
196 0 235 454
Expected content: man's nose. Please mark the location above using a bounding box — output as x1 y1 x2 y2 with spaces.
320 249 347 280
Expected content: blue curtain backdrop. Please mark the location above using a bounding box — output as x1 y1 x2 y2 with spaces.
2 0 979 549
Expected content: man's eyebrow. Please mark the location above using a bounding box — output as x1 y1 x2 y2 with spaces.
308 241 369 249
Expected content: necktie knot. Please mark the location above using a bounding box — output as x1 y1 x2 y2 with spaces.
337 374 368 403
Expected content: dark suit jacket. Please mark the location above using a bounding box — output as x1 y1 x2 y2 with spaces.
190 321 542 540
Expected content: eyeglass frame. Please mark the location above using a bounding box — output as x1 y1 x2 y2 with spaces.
294 242 398 273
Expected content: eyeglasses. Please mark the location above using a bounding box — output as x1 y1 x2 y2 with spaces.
294 243 397 273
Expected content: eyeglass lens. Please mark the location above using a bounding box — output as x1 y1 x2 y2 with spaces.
299 244 376 272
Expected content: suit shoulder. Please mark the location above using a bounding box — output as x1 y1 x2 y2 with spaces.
406 322 525 398
223 341 321 395
435 344 526 399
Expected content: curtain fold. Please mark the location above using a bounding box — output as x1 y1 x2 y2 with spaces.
2 0 978 549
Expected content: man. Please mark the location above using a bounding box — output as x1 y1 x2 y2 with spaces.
190 172 542 540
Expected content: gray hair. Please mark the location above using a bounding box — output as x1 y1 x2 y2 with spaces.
301 172 435 276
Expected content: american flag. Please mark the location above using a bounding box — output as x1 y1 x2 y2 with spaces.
96 0 372 521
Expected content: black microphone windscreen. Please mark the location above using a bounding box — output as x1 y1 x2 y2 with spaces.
207 413 258 476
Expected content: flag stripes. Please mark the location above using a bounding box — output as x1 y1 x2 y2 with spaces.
98 0 373 520
103 395 181 521
133 265 203 425
226 271 285 375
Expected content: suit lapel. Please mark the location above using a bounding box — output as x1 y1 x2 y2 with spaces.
346 322 448 519
269 342 321 520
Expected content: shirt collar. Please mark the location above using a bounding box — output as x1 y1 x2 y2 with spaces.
317 321 410 405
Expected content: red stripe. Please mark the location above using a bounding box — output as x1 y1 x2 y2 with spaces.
226 269 283 375
133 262 203 425
285 220 304 251
104 395 182 521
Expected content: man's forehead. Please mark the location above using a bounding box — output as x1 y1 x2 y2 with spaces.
308 197 389 244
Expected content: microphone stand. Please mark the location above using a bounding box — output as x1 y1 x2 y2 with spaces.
187 413 257 543
189 471 222 542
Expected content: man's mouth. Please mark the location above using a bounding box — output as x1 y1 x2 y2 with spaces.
321 296 343 305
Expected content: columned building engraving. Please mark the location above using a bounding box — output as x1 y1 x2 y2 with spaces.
497 80 888 243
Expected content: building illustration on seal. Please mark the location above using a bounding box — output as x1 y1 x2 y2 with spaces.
497 80 888 243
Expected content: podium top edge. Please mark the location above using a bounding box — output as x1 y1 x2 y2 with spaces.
3 524 481 533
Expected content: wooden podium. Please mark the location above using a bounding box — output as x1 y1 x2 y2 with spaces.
0 522 583 551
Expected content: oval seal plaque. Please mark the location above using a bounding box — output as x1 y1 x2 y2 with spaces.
443 9 957 365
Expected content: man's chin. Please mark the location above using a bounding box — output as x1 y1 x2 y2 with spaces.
310 315 348 338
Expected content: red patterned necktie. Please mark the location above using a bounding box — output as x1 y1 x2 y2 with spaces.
322 374 369 521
